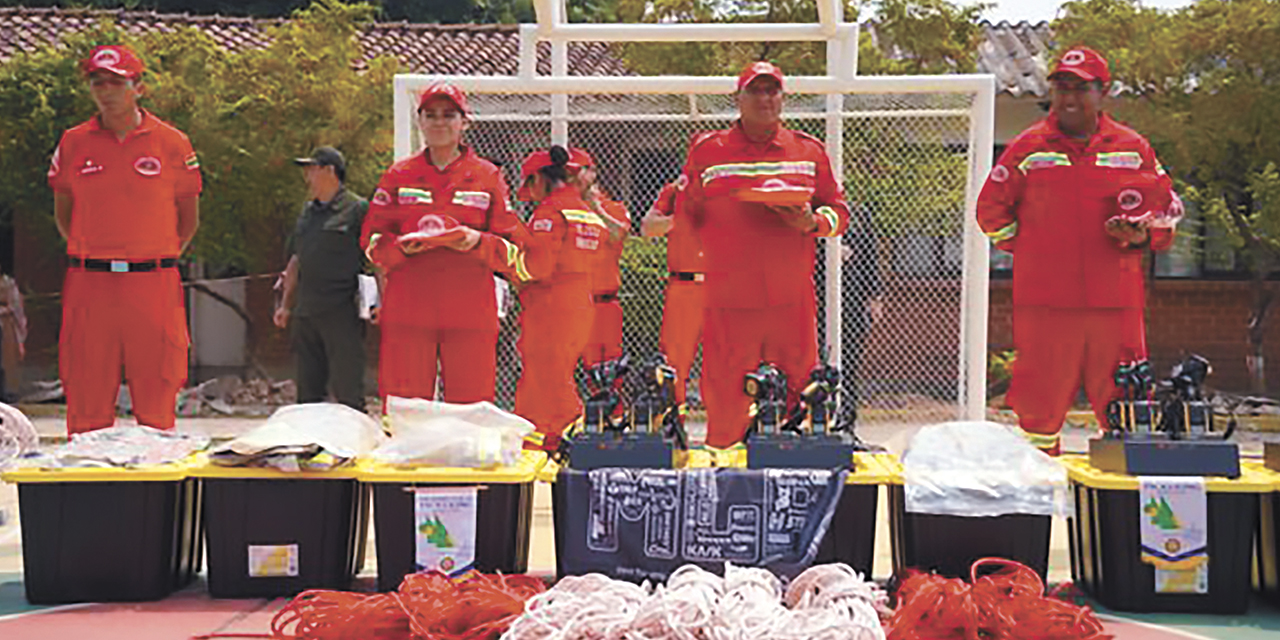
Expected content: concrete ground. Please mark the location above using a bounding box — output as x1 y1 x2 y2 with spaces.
3 413 1280 638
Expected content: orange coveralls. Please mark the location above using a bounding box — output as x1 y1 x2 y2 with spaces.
976 112 1176 454
652 181 706 407
680 124 849 447
513 185 605 450
48 110 202 434
582 199 630 366
361 146 525 405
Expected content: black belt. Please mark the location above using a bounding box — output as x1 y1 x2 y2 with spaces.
670 272 705 282
69 257 178 273
594 292 619 303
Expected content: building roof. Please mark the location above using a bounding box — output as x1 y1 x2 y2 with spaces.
976 20 1056 98
1 7 1053 95
0 6 631 76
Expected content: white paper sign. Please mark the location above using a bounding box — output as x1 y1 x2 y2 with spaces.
357 274 379 320
414 487 478 577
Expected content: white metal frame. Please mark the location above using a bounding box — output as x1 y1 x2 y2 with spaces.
392 1 995 420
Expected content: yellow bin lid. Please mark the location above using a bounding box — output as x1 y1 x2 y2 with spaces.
1060 455 1274 493
1 461 189 483
187 453 362 480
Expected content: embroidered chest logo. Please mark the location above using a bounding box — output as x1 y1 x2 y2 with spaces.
398 187 432 205
134 156 162 176
1118 189 1144 211
79 158 104 175
989 165 1010 183
417 214 448 234
372 188 391 206
532 219 553 232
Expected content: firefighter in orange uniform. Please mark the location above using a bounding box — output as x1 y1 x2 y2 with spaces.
976 47 1180 455
512 146 605 450
360 84 525 407
573 148 631 366
50 45 201 435
680 61 850 448
641 175 706 411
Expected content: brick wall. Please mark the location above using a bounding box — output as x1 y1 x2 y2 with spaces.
987 279 1273 394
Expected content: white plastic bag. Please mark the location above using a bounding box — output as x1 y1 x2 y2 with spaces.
902 421 1070 518
370 397 534 468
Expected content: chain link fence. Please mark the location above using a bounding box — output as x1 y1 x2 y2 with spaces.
404 87 980 430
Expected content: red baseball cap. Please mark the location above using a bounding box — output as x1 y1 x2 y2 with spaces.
737 61 785 93
1049 47 1111 86
417 83 471 116
568 147 595 169
81 45 144 80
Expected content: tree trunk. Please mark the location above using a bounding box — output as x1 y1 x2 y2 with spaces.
1247 271 1273 394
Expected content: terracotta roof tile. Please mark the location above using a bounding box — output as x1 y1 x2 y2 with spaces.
0 6 632 77
1 8 1049 94
976 20 1056 98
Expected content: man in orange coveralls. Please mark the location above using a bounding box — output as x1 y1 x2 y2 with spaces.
512 146 605 451
573 148 631 367
50 45 201 435
679 61 851 449
361 83 526 407
976 47 1181 455
641 174 706 412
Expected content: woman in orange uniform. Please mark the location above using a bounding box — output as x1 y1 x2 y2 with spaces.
513 146 605 450
360 84 525 407
573 148 631 366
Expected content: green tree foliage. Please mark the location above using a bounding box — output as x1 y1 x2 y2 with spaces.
0 0 398 274
1054 0 1280 392
607 0 987 76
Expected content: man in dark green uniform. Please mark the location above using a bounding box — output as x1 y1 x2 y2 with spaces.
274 147 369 411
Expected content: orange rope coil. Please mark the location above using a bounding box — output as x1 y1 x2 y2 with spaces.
886 558 1111 640
266 571 547 640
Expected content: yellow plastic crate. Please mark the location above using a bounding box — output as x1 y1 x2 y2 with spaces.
187 453 361 479
1 461 189 483
1060 454 1273 493
355 449 546 484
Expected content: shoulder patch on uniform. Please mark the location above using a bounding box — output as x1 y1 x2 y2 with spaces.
372 188 391 206
675 174 689 191
48 146 60 178
184 152 200 171
989 165 1010 183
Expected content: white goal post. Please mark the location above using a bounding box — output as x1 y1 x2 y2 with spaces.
391 3 995 427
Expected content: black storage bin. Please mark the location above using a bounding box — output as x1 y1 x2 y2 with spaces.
814 483 879 575
888 484 1051 581
10 471 202 604
200 474 369 598
1065 457 1263 614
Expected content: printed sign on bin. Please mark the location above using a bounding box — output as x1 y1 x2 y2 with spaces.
248 544 299 578
414 487 478 577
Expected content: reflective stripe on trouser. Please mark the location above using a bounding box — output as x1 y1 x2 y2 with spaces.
659 278 705 406
581 299 623 366
515 281 594 451
378 324 498 407
1007 305 1147 455
702 303 817 449
61 268 188 434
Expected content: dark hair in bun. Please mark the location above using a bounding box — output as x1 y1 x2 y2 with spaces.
540 145 571 184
